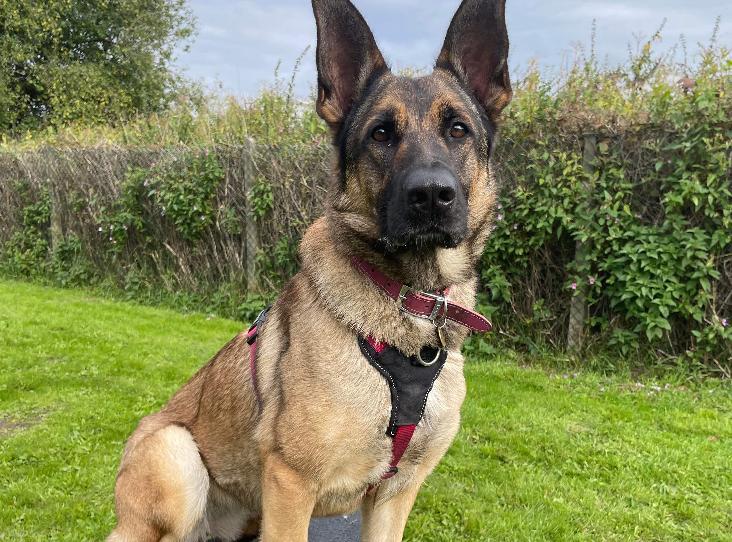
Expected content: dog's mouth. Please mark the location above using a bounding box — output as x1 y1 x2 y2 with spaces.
377 226 465 254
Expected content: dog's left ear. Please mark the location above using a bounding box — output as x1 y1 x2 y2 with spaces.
436 0 512 118
311 0 388 131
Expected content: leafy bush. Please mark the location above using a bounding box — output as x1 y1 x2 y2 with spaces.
0 34 729 375
98 152 224 256
0 182 50 276
150 152 225 241
484 35 731 372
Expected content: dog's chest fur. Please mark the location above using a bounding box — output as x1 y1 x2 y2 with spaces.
159 217 474 520
254 301 467 513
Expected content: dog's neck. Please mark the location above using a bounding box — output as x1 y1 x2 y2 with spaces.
324 209 481 291
298 215 480 355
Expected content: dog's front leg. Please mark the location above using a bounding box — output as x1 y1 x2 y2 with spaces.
360 482 423 542
260 453 316 542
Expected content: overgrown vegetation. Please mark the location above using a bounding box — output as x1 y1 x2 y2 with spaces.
0 33 730 375
0 51 326 149
485 32 732 374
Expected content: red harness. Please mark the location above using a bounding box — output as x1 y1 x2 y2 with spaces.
246 258 492 483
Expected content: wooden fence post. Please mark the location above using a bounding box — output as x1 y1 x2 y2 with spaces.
567 133 597 350
49 179 64 254
47 150 64 254
243 138 260 293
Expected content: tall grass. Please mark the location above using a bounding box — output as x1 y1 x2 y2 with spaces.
2 25 728 149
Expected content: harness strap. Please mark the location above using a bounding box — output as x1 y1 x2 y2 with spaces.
382 424 416 479
366 336 414 479
246 307 270 412
363 335 447 480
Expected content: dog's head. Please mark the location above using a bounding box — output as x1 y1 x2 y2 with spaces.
312 0 511 255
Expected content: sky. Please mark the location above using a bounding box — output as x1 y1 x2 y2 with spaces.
175 0 732 98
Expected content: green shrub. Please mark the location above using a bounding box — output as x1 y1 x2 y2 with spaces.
100 151 225 253
482 38 731 372
0 184 51 276
0 34 729 375
151 152 224 241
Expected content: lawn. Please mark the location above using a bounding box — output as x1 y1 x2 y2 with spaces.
0 279 730 541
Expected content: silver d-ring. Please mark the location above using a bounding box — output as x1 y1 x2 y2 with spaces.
416 347 442 367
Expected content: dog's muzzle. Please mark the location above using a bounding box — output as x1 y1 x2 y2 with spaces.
379 165 468 252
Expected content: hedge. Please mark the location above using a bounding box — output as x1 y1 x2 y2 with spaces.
1 39 730 374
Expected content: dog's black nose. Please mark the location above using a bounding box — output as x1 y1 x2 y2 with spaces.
405 168 459 216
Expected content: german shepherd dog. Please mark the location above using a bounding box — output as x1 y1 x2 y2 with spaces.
108 0 511 540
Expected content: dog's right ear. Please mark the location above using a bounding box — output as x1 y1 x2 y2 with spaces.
311 0 388 131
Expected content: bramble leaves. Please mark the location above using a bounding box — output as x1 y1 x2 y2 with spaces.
485 43 731 372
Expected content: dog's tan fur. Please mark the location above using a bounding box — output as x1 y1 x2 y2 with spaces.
108 1 511 540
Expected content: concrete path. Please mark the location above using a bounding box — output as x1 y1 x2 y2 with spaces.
208 513 361 541
309 513 361 541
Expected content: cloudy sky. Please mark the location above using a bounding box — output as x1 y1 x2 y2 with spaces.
175 0 731 98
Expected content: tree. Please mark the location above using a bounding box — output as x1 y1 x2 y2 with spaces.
0 0 195 132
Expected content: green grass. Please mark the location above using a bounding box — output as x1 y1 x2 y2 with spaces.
1 279 730 541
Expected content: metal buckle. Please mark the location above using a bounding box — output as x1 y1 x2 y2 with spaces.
246 306 271 344
396 285 411 311
428 294 448 326
397 286 448 326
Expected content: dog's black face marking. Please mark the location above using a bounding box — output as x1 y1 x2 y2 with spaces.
312 0 511 254
378 160 469 253
342 71 500 253
360 76 481 252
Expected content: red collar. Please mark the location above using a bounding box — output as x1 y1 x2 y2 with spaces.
352 257 492 333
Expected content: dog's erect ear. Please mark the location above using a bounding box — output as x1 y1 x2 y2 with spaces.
436 0 512 117
311 0 388 130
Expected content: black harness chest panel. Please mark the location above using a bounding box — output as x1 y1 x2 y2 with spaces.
358 337 448 437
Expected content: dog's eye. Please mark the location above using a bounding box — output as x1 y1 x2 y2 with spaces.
372 125 392 143
449 122 468 139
